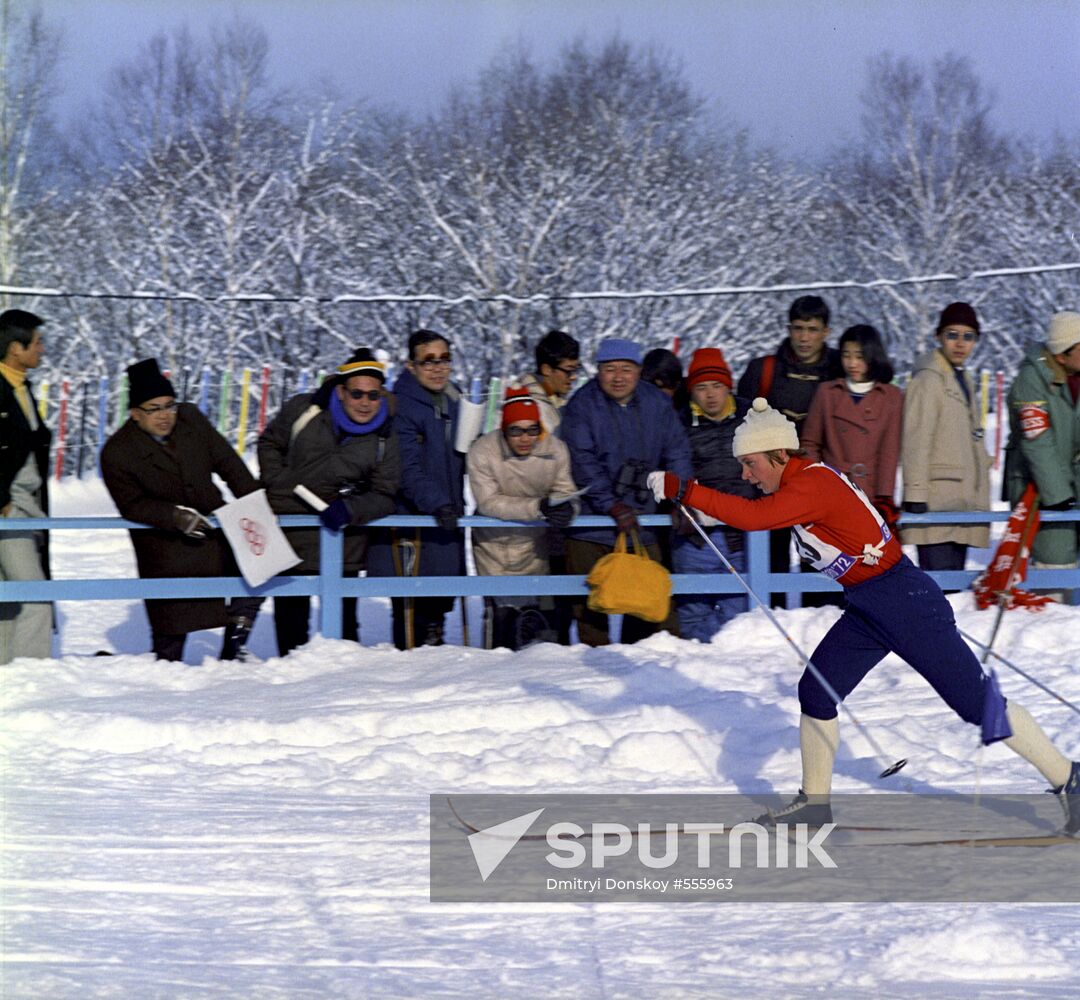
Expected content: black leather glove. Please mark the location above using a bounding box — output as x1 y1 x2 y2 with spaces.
173 505 212 539
609 501 638 534
434 505 460 532
672 508 705 547
539 496 575 529
319 499 351 532
1042 497 1076 512
902 501 929 514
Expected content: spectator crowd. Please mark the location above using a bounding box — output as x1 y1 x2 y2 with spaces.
2 299 1079 663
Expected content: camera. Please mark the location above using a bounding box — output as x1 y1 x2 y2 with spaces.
614 458 651 506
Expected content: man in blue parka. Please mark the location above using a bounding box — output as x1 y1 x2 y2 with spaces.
561 337 692 645
367 330 466 648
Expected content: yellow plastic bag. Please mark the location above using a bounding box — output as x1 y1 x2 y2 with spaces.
586 530 672 623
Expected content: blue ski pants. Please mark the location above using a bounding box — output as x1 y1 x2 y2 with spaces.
799 556 988 725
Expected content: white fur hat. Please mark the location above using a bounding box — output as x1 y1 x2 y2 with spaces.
1047 311 1080 356
732 397 800 457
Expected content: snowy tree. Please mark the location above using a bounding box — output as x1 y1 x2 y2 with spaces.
824 52 1012 371
0 1 62 301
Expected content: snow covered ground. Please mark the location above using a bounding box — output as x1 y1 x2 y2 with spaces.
2 477 1079 998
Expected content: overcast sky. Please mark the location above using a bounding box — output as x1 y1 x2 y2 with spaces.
37 0 1080 154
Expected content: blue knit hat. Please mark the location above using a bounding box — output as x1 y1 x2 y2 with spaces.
595 338 643 365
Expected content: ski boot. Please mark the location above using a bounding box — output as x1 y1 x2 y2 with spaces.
220 615 254 662
1053 761 1080 836
754 789 833 828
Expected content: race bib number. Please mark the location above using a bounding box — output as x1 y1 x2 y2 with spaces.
1018 404 1049 440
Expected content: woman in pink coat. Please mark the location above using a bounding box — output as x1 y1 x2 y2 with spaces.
801 324 903 526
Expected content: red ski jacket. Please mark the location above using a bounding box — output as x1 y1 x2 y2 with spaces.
682 456 903 586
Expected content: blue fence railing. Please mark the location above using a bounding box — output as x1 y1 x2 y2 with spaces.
2 512 1078 640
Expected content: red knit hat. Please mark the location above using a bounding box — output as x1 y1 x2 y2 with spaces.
502 385 540 428
687 347 732 389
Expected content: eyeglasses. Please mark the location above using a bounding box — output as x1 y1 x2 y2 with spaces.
344 388 381 401
415 355 451 369
138 401 179 414
555 365 580 377
942 330 977 343
505 424 542 438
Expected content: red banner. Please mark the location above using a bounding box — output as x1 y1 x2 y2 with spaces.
973 483 1052 610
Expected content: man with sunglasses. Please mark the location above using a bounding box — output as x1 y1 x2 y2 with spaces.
467 386 579 649
517 330 581 435
901 302 991 575
259 348 400 654
367 330 466 649
102 359 264 661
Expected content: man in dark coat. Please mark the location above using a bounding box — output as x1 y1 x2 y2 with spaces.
736 295 843 607
0 309 52 663
101 359 263 661
560 337 693 645
366 329 466 649
258 348 401 655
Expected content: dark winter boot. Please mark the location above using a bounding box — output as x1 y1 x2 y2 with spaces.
220 616 254 662
754 790 833 828
1053 761 1080 835
421 621 445 647
514 607 558 649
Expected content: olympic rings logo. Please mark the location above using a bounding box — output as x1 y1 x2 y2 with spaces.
239 517 267 556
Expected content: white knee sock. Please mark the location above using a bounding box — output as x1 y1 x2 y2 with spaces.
800 714 840 797
1003 703 1071 788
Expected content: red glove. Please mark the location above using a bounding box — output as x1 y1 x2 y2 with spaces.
873 496 901 528
609 501 639 533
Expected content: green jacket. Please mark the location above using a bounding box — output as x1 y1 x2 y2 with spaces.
1004 346 1080 564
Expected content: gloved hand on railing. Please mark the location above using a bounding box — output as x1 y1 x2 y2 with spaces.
539 496 575 529
609 501 639 534
672 507 706 547
902 501 928 514
1042 497 1076 512
173 505 212 539
434 505 460 532
873 496 901 527
319 499 352 532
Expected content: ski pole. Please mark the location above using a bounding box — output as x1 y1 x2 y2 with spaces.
676 502 908 780
958 628 1080 718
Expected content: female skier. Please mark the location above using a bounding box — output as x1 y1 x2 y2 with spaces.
649 398 1079 832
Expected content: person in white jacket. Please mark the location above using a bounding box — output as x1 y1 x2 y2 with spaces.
467 387 579 649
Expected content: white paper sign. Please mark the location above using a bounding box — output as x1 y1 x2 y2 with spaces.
214 489 301 588
455 399 485 453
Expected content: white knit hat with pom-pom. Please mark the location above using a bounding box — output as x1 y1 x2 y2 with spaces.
732 397 800 457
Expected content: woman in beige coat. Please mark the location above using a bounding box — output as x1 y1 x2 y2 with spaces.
467 388 579 649
901 302 991 573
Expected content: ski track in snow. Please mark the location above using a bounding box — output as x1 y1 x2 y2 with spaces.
1 477 1078 998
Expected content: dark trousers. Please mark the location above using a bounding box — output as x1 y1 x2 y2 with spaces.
565 537 679 646
917 542 969 595
151 596 264 662
391 596 455 650
916 542 968 571
547 552 574 645
769 528 793 608
274 596 359 656
483 599 559 651
798 557 985 726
